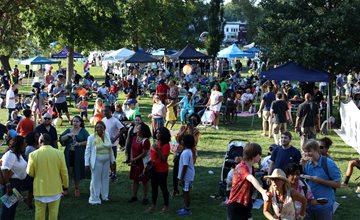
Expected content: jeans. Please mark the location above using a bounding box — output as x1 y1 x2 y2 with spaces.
151 171 169 206
1 178 23 220
306 205 333 220
7 108 15 121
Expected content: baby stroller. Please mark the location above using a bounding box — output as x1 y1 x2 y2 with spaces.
218 139 246 198
200 107 215 130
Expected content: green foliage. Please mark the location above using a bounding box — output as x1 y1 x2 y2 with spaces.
256 0 360 72
223 2 244 21
206 0 225 59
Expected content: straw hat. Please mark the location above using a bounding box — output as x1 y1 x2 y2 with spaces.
264 169 289 183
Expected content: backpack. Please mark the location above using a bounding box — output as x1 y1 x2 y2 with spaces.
321 156 336 192
300 178 308 196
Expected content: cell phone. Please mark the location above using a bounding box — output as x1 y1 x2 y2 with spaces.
316 198 328 204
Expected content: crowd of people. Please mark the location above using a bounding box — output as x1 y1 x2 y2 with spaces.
0 61 358 220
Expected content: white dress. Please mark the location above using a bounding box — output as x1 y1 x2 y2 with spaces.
209 91 223 112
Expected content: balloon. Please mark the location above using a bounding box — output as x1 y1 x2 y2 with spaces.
89 117 95 126
182 64 192 75
53 118 62 127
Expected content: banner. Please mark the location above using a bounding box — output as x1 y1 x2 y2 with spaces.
335 100 360 154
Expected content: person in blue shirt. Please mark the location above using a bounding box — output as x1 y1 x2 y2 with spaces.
302 139 341 220
176 92 195 124
258 85 276 138
268 131 301 175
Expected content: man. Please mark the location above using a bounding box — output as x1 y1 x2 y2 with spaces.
268 131 301 175
97 83 109 100
258 85 275 138
313 86 324 105
123 99 141 121
102 106 124 181
295 93 320 147
239 88 254 112
270 93 289 145
5 84 16 121
27 133 69 220
335 73 344 102
52 81 71 121
16 109 34 137
35 113 58 148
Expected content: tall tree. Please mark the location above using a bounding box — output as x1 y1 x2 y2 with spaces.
0 0 34 71
256 0 360 115
206 0 224 73
25 0 123 86
223 2 244 21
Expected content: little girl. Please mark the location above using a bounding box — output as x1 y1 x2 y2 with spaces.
165 99 176 130
77 96 88 121
93 98 104 123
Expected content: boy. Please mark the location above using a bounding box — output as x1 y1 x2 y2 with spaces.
177 134 196 216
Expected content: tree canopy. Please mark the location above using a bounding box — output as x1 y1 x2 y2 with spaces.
206 0 225 60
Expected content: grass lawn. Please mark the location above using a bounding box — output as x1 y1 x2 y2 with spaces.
4 59 360 219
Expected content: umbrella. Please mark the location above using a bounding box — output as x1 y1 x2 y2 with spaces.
19 56 60 65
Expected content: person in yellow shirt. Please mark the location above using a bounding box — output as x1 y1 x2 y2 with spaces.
27 133 69 220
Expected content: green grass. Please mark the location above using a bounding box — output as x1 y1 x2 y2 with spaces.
4 59 360 219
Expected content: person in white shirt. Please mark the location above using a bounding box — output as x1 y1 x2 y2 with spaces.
102 106 124 181
6 84 17 121
239 88 254 112
97 83 109 100
1 136 28 219
188 83 198 98
148 94 166 136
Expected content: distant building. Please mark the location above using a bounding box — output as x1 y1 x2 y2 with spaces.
223 21 247 45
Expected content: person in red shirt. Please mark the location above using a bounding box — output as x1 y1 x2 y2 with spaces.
16 109 34 137
227 143 269 220
146 127 171 213
156 79 169 104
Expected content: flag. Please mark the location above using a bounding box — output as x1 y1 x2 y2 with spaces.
84 60 90 74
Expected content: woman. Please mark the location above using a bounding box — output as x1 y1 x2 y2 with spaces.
60 116 89 197
128 122 151 204
146 127 171 213
149 94 166 136
93 98 104 123
1 136 27 220
284 163 319 219
318 137 333 158
263 169 307 220
207 83 223 130
85 121 114 205
227 143 268 220
124 115 142 163
30 87 45 124
177 92 195 124
301 140 341 220
173 113 200 196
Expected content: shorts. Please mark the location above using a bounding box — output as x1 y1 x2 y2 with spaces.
55 102 68 114
336 88 341 96
227 202 252 220
182 180 193 192
273 123 287 134
262 111 272 122
80 111 88 118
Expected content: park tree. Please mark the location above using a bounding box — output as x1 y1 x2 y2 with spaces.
223 2 245 22
256 0 360 114
0 0 34 71
25 0 123 86
206 0 224 73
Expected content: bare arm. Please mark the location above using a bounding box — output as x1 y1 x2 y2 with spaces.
263 194 277 220
246 174 268 201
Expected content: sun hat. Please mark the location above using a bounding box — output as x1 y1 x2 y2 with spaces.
264 169 289 183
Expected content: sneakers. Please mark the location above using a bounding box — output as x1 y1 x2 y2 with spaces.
177 208 192 216
215 126 219 130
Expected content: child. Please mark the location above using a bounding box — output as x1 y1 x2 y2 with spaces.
46 100 58 119
77 96 88 120
177 134 196 216
227 143 269 220
165 99 176 130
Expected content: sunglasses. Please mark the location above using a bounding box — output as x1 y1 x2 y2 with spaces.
44 118 51 120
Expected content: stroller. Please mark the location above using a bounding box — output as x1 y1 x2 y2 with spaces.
200 107 215 130
218 139 246 198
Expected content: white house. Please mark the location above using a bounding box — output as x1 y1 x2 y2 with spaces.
223 21 247 43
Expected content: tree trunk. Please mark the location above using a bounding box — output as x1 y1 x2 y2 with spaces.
66 47 74 87
0 55 11 72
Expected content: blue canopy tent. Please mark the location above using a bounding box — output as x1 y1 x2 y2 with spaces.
51 47 83 59
244 47 260 53
217 44 255 58
19 56 60 85
170 45 208 60
260 62 329 82
125 51 159 63
19 56 60 65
